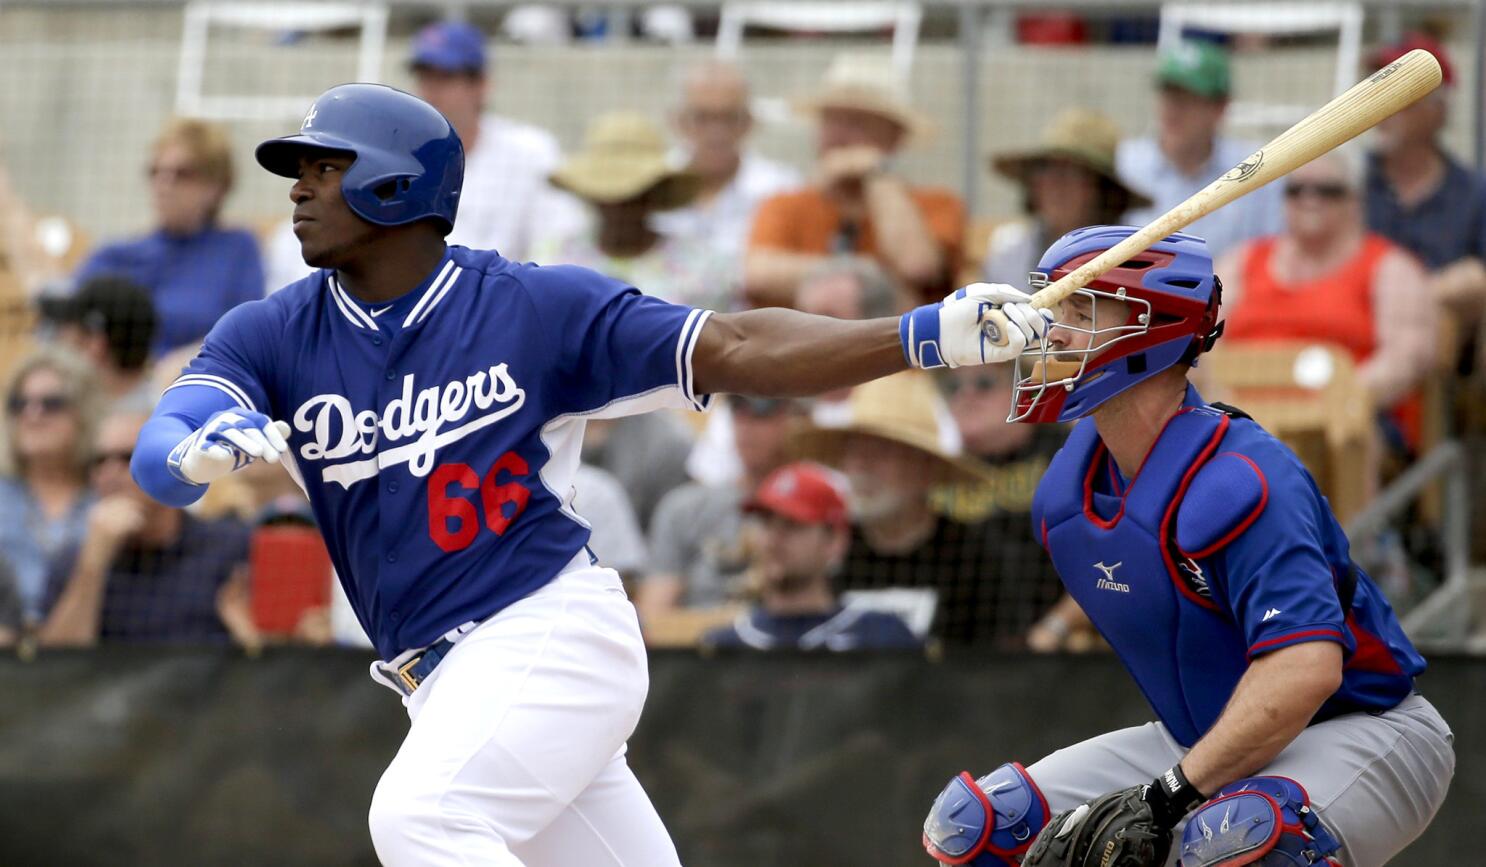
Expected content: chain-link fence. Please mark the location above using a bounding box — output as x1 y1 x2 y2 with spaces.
0 0 1482 652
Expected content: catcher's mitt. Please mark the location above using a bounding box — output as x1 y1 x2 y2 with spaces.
1021 785 1172 867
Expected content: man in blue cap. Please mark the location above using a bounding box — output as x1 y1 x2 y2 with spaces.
262 20 583 291
405 20 583 260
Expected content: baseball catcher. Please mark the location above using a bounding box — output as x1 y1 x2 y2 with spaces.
921 227 1453 867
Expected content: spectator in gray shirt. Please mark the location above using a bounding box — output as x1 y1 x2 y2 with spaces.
581 412 695 531
637 395 806 624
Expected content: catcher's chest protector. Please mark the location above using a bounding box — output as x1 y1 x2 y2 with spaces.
1034 407 1260 746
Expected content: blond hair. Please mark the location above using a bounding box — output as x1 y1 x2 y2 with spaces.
153 116 235 193
0 344 104 480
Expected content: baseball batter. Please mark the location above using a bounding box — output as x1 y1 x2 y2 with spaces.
129 84 1044 866
921 226 1454 867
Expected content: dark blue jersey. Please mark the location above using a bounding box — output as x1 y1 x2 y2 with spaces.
704 605 924 651
1033 386 1425 746
134 246 710 659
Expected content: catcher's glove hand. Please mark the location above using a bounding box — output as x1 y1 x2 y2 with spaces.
1021 785 1172 867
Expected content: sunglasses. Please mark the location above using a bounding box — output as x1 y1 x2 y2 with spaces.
940 372 1006 398
91 449 134 469
7 394 72 416
1284 182 1350 201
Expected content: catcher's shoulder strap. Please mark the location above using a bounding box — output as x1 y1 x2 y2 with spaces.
1207 401 1252 420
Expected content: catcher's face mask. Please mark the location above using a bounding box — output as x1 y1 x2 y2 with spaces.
1008 274 1153 424
1008 226 1224 425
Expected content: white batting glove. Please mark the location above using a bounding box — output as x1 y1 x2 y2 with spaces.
166 409 292 486
899 282 1053 368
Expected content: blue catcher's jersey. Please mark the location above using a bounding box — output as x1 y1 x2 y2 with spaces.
1032 386 1425 747
146 246 711 659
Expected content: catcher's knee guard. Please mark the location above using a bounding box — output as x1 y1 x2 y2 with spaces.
923 762 1050 865
1178 776 1342 866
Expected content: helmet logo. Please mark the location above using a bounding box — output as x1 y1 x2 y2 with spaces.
301 105 318 130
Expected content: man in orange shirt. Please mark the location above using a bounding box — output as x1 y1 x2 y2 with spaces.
745 55 965 308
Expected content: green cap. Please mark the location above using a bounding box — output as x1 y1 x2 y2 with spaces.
1156 40 1230 99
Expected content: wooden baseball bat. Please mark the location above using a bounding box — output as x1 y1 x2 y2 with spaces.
981 47 1443 347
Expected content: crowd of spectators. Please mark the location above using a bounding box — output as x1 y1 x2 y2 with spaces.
0 22 1481 655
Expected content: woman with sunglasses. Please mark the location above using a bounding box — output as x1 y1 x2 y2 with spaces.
1216 148 1438 431
0 346 102 625
73 117 263 357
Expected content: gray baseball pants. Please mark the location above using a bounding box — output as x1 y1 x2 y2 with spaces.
1024 694 1454 866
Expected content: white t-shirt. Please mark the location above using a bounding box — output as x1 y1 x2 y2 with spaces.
651 151 799 261
263 114 586 293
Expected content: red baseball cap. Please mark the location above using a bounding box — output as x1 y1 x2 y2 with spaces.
744 463 849 529
1368 34 1454 87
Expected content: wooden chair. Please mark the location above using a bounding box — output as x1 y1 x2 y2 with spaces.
0 279 36 387
1200 342 1374 523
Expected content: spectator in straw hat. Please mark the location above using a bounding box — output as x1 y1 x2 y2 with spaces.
535 112 738 312
984 108 1149 286
791 372 1012 646
702 462 921 651
1117 40 1283 259
746 54 966 307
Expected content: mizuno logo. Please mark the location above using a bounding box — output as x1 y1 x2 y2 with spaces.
1262 608 1282 622
294 364 526 488
1094 561 1130 593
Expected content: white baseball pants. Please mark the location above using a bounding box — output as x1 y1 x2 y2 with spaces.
367 564 682 867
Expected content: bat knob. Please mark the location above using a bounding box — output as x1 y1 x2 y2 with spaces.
980 307 1015 350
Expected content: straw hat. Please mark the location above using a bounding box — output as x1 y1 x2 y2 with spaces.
789 372 993 484
549 112 701 208
793 54 933 143
990 108 1152 210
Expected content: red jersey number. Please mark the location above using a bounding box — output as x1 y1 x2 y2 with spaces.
427 452 532 552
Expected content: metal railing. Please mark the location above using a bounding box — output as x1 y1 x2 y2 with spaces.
1346 440 1479 649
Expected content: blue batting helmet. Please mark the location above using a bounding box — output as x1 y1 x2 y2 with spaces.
255 83 464 234
1009 225 1223 424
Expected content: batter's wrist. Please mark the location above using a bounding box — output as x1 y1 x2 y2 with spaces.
1143 763 1206 830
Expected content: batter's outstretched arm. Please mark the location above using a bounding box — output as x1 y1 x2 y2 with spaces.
691 309 905 397
691 282 1050 397
1178 640 1343 794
